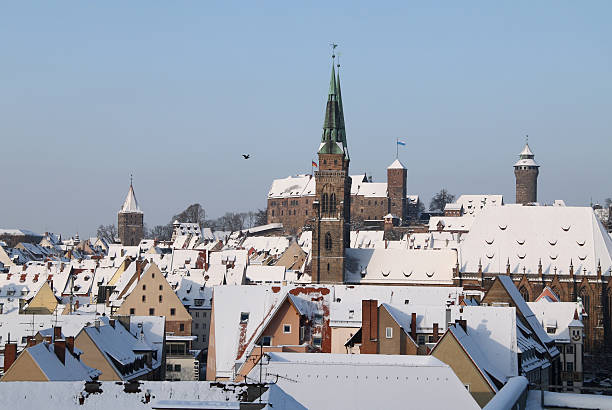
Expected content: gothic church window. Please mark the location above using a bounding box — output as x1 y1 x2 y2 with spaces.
322 193 329 213
330 193 337 213
580 288 590 313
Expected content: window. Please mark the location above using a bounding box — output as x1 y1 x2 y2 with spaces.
547 327 556 334
195 311 199 318
404 299 409 305
203 312 208 318
464 384 470 392
313 337 322 347
142 284 146 290
130 308 135 315
195 323 199 329
567 362 574 372
194 299 203 307
330 193 336 213
179 324 185 332
322 193 329 213
271 210 275 216
170 308 176 316
519 286 530 302
348 309 354 319
284 324 291 333
159 285 163 291
261 336 271 346
417 335 425 345
142 295 146 302
174 364 181 372
566 345 573 354
159 295 163 303
314 313 323 323
240 312 250 323
385 327 393 338
325 232 332 251
166 364 173 372
428 335 435 343
149 308 155 315
152 273 155 278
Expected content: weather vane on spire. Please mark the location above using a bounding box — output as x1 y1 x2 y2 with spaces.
130 173 133 186
330 43 338 60
525 134 529 145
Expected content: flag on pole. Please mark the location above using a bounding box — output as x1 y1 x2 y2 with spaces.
397 140 407 146
312 161 318 167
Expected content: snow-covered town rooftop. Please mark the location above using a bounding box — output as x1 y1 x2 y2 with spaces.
387 158 406 169
250 353 479 410
267 174 315 198
345 248 457 285
459 205 612 276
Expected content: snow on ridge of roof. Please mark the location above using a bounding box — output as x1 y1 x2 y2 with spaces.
0 228 42 237
526 299 583 342
387 158 406 169
267 352 443 366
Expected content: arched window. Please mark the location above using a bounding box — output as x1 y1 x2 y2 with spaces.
519 286 530 302
322 193 329 213
325 232 332 251
330 193 337 213
580 287 590 314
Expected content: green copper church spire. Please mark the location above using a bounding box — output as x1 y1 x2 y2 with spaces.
319 54 348 158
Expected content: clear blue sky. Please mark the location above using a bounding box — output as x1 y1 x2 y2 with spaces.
1 1 610 238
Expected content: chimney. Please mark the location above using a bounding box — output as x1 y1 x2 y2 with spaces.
360 299 378 354
94 319 100 331
54 339 66 365
18 299 25 314
458 295 465 305
109 319 116 328
433 323 439 343
66 336 75 355
74 299 79 311
446 308 452 328
53 326 62 341
4 343 17 371
455 319 467 333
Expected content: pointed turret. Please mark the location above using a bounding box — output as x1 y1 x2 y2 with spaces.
120 183 142 214
319 61 348 158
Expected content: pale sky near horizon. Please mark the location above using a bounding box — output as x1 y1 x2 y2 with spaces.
1 1 610 238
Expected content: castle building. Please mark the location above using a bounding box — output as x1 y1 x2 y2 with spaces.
514 141 539 204
117 181 144 246
311 58 351 284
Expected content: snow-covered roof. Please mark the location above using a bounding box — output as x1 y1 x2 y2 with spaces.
351 182 387 197
527 299 583 343
345 248 457 285
119 184 142 213
387 158 406 169
0 228 42 237
267 175 315 198
350 230 384 248
0 381 299 410
459 206 612 276
24 341 101 381
429 216 474 233
249 353 479 410
245 265 286 283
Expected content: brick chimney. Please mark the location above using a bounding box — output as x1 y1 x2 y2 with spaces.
54 340 66 365
66 336 75 355
455 319 467 333
411 312 417 340
360 300 378 354
433 323 439 343
53 326 62 341
4 343 17 372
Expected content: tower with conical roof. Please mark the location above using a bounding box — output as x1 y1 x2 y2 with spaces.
312 54 351 284
514 139 539 204
118 179 144 246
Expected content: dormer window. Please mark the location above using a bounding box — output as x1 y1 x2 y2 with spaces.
240 312 249 323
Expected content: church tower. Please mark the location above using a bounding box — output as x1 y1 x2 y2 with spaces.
312 56 351 284
514 140 539 204
118 179 144 246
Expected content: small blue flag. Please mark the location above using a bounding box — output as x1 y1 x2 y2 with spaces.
397 140 406 146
